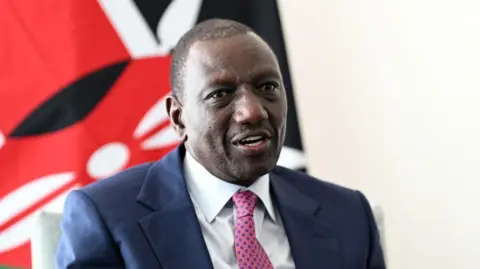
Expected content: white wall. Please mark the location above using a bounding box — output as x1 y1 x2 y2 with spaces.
279 0 480 268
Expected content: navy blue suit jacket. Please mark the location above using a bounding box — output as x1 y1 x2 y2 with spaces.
57 146 385 269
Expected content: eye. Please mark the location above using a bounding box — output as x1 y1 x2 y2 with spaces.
259 82 279 93
205 88 232 100
211 90 227 99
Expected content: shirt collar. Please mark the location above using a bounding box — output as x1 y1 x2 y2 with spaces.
183 151 276 223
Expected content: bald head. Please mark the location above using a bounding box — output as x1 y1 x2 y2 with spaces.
170 19 261 99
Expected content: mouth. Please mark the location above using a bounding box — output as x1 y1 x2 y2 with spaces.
233 130 272 145
238 135 267 146
232 131 272 156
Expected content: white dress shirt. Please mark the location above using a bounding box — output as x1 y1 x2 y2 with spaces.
183 152 295 269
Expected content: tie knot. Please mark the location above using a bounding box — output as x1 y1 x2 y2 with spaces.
232 190 257 218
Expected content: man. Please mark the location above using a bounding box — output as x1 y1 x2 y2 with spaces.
57 19 385 269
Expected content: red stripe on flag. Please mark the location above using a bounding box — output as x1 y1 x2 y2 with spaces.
0 0 130 133
0 242 32 269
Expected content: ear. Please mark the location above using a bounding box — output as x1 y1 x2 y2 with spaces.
166 95 187 142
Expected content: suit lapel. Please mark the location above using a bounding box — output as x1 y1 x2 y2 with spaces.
137 146 214 269
271 171 342 269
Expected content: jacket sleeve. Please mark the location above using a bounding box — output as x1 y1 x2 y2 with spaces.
357 191 387 269
56 190 124 269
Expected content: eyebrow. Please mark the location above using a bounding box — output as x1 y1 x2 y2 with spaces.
198 71 235 99
247 66 282 81
199 65 282 95
202 70 236 87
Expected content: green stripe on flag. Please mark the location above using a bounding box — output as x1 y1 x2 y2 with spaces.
0 265 26 269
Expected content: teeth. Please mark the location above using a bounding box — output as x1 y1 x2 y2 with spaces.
241 135 264 142
246 140 262 146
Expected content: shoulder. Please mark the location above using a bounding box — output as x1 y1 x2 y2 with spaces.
272 166 377 243
81 162 154 198
272 166 364 204
69 162 155 218
271 166 374 220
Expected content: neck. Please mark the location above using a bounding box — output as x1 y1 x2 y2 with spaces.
184 150 261 187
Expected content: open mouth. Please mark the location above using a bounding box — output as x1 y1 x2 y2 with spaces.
239 135 266 146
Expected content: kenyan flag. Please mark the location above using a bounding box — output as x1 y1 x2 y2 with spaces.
0 0 305 268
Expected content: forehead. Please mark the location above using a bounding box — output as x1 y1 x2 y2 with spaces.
186 33 280 78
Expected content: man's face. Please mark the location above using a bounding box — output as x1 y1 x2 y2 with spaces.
170 33 287 185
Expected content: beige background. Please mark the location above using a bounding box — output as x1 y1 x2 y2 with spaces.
279 0 480 268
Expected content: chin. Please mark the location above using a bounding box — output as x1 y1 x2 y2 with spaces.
243 161 276 179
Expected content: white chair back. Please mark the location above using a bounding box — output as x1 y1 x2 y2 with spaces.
31 211 63 269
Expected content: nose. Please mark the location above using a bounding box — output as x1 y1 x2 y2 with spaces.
233 90 268 124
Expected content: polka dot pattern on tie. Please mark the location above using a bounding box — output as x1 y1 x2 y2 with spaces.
232 190 274 269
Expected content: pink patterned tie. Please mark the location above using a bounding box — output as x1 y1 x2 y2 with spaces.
232 191 274 269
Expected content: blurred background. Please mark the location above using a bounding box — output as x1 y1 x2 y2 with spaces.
1 0 479 268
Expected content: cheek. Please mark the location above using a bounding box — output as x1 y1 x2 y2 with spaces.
184 110 205 139
269 103 287 127
207 114 231 144
185 103 231 141
192 115 221 139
